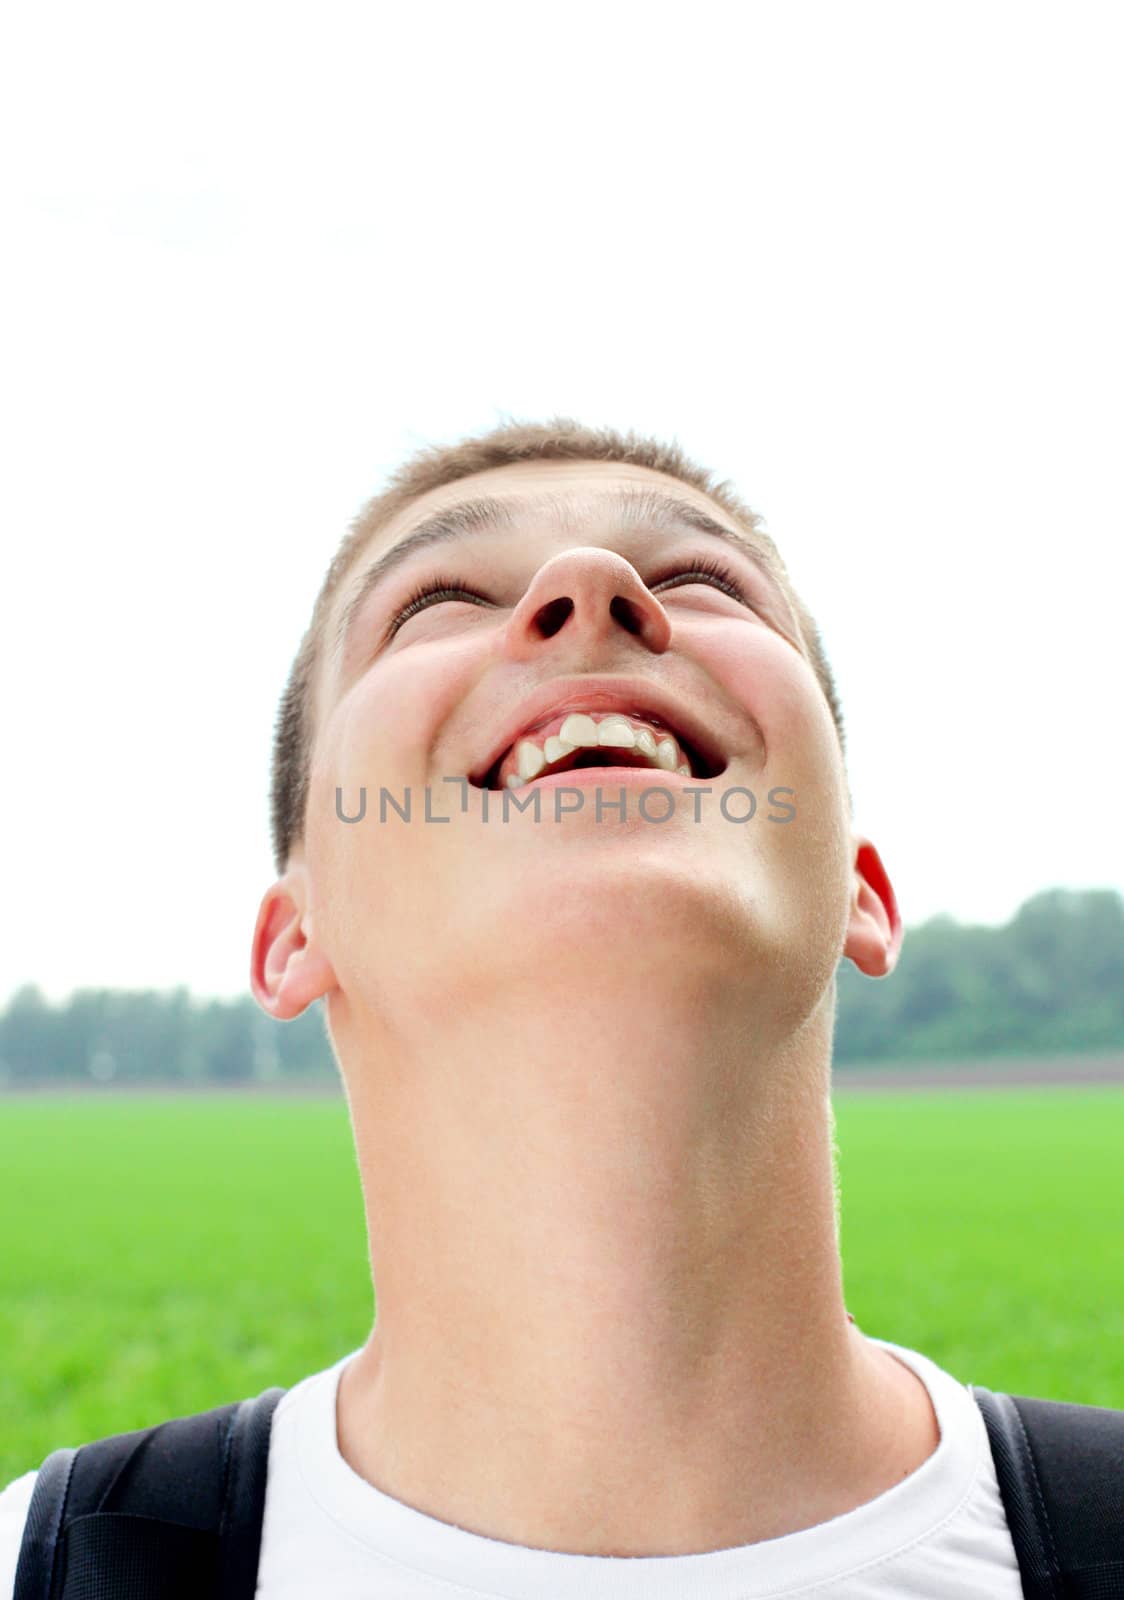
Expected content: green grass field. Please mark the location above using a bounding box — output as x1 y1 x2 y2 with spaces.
1 1088 1121 1487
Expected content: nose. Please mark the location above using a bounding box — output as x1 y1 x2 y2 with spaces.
498 547 673 662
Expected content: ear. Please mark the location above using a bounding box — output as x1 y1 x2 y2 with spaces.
841 835 903 978
249 863 338 1020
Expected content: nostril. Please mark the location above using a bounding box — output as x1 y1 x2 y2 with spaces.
608 596 647 636
531 597 573 638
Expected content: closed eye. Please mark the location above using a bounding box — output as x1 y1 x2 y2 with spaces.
386 554 758 638
388 577 492 637
647 555 755 608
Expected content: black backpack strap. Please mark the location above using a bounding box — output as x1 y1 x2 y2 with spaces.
217 1386 285 1600
973 1384 1124 1600
13 1386 286 1600
12 1445 77 1600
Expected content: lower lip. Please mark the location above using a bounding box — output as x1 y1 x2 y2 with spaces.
500 767 699 793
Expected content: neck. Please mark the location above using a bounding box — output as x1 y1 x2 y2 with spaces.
331 976 939 1556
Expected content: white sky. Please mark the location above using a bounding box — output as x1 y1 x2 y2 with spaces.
2 2 1121 1006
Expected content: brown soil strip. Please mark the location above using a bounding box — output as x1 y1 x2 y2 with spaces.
834 1052 1124 1090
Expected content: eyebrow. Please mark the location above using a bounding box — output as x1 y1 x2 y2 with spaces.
333 486 789 666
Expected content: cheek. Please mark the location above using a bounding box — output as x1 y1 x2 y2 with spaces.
319 649 456 779
767 655 843 778
697 628 842 774
304 643 478 892
697 629 850 886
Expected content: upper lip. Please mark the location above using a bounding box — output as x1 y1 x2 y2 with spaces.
467 676 730 789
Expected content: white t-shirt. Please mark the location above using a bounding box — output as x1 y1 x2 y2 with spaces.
1 1337 1024 1597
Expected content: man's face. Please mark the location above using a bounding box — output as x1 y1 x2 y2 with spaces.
301 459 856 1039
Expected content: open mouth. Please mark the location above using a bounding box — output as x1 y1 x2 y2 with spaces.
470 708 727 793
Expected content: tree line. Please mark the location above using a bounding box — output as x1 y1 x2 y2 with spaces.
1 887 1121 1086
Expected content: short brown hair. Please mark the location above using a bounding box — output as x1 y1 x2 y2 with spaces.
268 416 847 876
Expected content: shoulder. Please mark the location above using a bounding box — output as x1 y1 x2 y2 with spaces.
0 1470 39 1600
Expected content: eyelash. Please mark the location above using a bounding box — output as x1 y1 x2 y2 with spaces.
388 554 754 636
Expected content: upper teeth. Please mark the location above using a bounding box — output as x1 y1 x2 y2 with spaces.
505 710 692 789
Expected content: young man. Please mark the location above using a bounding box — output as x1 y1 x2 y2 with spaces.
1 419 1028 1594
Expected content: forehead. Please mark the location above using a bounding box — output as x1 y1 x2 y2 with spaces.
317 458 782 716
365 457 754 558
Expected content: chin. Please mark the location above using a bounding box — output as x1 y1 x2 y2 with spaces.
472 854 771 967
